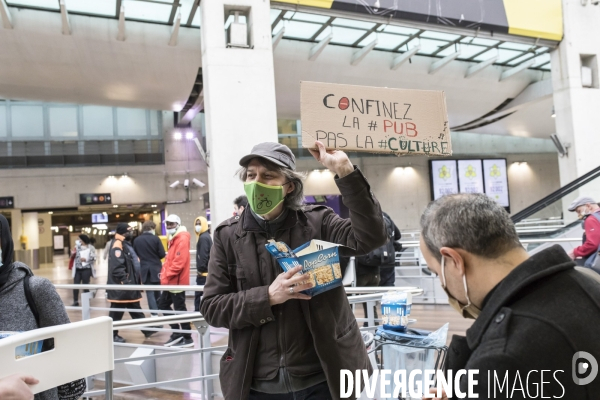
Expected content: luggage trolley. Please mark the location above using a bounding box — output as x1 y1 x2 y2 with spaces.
366 327 448 400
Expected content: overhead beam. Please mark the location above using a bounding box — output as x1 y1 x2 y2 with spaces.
351 39 377 66
500 59 535 81
391 45 420 70
272 27 285 50
465 56 498 78
185 0 199 26
452 79 553 131
168 0 180 25
309 33 332 61
59 0 71 35
168 12 181 46
429 51 460 74
116 5 125 41
1 0 13 29
179 90 204 125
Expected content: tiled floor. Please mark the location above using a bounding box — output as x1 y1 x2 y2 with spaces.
35 252 473 399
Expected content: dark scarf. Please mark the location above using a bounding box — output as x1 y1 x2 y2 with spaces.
250 207 290 239
0 214 15 289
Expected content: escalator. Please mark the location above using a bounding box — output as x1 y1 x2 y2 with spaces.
510 164 600 254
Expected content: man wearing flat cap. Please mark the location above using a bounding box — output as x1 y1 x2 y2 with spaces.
567 196 600 264
201 141 387 400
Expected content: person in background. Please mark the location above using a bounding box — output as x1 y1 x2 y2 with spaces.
0 215 71 400
194 216 212 312
159 214 193 347
233 195 248 217
567 196 600 265
103 231 115 261
379 212 402 287
133 221 166 317
71 234 96 307
107 223 153 343
0 375 39 400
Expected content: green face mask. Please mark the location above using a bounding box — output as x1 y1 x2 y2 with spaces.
244 181 285 216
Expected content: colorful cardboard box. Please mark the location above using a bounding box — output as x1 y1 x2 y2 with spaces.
266 239 344 296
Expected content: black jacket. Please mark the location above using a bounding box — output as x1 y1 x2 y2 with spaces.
196 231 212 274
133 232 166 283
107 236 142 302
446 245 600 399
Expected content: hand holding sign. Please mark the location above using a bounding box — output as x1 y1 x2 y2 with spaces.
309 141 355 178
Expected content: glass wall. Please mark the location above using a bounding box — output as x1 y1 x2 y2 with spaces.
278 118 301 149
0 100 164 168
0 100 163 140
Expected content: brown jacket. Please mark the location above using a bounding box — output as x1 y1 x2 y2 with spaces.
200 167 387 399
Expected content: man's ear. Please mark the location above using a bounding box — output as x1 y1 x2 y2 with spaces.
286 181 295 195
439 247 465 275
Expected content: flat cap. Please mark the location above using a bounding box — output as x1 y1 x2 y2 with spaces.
239 142 296 171
568 196 597 212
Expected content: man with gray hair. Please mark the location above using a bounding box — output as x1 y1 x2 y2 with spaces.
420 193 600 399
201 141 387 399
567 195 600 263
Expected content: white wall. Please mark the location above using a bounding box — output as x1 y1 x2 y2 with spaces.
300 152 561 230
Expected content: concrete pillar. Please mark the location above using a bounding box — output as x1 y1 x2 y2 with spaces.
9 209 22 247
22 212 39 269
551 0 600 222
200 0 279 227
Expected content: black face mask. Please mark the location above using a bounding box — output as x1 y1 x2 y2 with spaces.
124 232 132 240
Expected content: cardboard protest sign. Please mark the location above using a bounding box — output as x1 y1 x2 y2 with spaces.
301 81 451 156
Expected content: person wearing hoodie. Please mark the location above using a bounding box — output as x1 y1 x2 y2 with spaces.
0 215 70 400
71 234 97 306
193 216 212 312
158 214 193 347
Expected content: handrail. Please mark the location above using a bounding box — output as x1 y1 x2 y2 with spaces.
54 284 204 291
55 283 424 295
398 237 582 248
112 312 204 328
511 164 600 223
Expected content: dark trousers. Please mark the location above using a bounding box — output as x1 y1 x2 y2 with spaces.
194 275 206 312
379 266 396 287
143 278 160 313
249 381 332 400
73 268 92 303
158 291 192 338
108 301 150 336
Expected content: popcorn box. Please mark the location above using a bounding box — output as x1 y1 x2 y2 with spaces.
0 331 43 359
266 239 344 296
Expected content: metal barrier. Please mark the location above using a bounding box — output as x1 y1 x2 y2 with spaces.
53 283 423 399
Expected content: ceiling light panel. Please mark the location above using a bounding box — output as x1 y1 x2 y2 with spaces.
7 0 58 8
326 27 367 45
283 20 323 40
123 0 172 23
291 12 330 23
382 25 419 36
66 0 116 16
333 18 376 30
